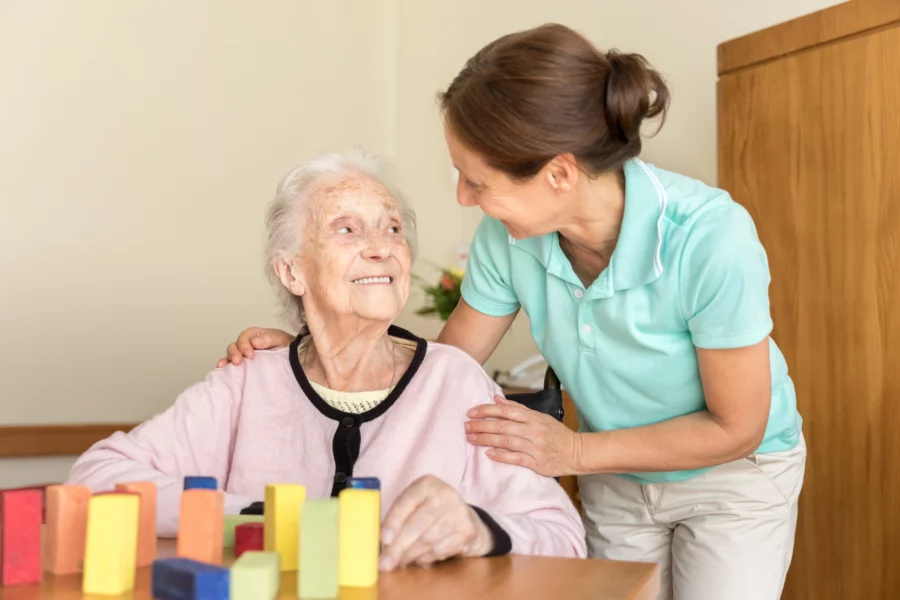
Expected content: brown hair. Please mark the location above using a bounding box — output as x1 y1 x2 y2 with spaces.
438 23 669 180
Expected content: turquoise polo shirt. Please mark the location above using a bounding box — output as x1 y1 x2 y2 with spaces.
461 158 802 484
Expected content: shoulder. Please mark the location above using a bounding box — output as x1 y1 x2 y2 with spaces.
192 346 294 394
641 162 760 253
421 342 502 406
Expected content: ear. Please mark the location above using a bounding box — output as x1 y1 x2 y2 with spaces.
544 154 580 193
274 256 306 297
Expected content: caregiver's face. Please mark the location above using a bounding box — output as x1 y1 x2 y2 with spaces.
299 174 411 324
444 123 568 240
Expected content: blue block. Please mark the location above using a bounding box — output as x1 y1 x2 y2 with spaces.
184 476 217 490
348 477 380 490
151 558 229 600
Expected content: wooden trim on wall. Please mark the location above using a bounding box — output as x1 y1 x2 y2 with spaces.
717 0 900 75
0 423 138 458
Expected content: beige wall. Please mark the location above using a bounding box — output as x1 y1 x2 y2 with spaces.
0 0 843 487
0 0 397 485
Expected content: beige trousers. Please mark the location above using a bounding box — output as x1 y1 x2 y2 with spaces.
578 435 806 600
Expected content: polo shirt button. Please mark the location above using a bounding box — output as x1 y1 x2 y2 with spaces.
341 417 356 428
574 289 584 299
582 324 592 335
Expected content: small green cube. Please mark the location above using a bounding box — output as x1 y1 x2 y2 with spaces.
224 515 264 548
231 551 280 600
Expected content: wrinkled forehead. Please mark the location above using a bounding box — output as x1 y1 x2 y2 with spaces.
306 173 398 221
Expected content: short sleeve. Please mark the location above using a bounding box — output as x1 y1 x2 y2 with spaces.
460 216 521 317
679 203 774 349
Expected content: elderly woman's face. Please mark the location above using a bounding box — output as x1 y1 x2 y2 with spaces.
296 174 411 324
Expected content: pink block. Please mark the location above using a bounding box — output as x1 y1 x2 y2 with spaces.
0 488 43 585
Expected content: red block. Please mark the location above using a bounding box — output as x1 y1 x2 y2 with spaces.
0 488 43 585
234 522 264 558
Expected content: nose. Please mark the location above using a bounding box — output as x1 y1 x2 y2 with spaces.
361 230 390 261
456 179 477 208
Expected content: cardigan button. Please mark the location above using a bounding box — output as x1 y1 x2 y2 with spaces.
341 416 356 428
334 472 348 484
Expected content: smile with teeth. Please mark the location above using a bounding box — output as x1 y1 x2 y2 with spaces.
352 276 393 284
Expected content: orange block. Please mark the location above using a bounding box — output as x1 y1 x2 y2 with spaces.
115 482 157 567
177 490 223 565
44 484 91 575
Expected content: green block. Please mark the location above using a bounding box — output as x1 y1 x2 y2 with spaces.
224 515 264 548
231 551 280 600
299 499 340 598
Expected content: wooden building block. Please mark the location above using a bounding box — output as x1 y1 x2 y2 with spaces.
82 493 139 595
183 476 217 491
263 484 305 572
0 488 43 585
348 477 380 490
151 557 229 600
115 481 157 566
299 498 340 598
223 514 264 548
234 522 264 558
231 551 280 600
177 489 224 565
44 484 91 575
338 489 380 588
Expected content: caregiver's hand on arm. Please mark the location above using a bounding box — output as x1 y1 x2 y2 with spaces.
380 475 494 571
216 327 294 367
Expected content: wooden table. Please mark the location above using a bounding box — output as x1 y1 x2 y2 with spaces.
1 539 658 600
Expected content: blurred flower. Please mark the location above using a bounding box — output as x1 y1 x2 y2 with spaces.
413 264 464 321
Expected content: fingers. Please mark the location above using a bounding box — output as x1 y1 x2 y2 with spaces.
236 327 264 359
485 449 537 470
465 431 532 452
465 418 531 438
380 503 441 570
467 396 533 422
381 478 430 550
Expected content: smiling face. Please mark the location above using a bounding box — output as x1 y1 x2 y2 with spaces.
277 173 411 328
444 124 574 240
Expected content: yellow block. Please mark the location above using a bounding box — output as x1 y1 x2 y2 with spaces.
263 484 305 572
82 493 140 595
338 489 380 587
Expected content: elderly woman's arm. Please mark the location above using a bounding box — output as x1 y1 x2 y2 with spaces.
67 365 256 537
456 427 587 558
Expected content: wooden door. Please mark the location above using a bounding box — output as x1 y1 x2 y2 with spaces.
718 19 900 599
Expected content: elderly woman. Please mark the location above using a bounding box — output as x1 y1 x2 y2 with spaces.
67 151 586 569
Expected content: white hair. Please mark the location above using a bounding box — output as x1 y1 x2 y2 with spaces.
264 149 418 330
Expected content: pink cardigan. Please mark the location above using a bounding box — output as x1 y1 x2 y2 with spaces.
68 328 586 558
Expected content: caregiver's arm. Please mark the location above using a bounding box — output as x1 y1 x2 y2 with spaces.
574 339 771 473
437 298 516 365
67 365 256 536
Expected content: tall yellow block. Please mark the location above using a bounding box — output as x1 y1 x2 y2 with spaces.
338 489 380 588
82 493 140 595
263 484 305 572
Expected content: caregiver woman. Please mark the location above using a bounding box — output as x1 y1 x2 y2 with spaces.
220 23 804 600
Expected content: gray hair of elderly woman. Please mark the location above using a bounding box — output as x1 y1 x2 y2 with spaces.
264 150 419 330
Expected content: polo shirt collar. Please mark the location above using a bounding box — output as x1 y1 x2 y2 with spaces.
507 158 667 292
609 158 667 290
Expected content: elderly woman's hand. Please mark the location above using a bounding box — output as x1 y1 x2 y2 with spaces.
216 327 294 368
380 475 494 570
465 396 582 477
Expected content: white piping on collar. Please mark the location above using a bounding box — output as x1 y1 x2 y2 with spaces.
634 159 667 276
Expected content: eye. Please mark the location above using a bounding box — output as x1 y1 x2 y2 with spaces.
337 226 352 234
466 179 481 190
387 225 402 234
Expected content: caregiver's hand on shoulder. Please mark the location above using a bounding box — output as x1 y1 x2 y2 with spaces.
380 475 493 571
466 396 582 477
216 327 294 368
